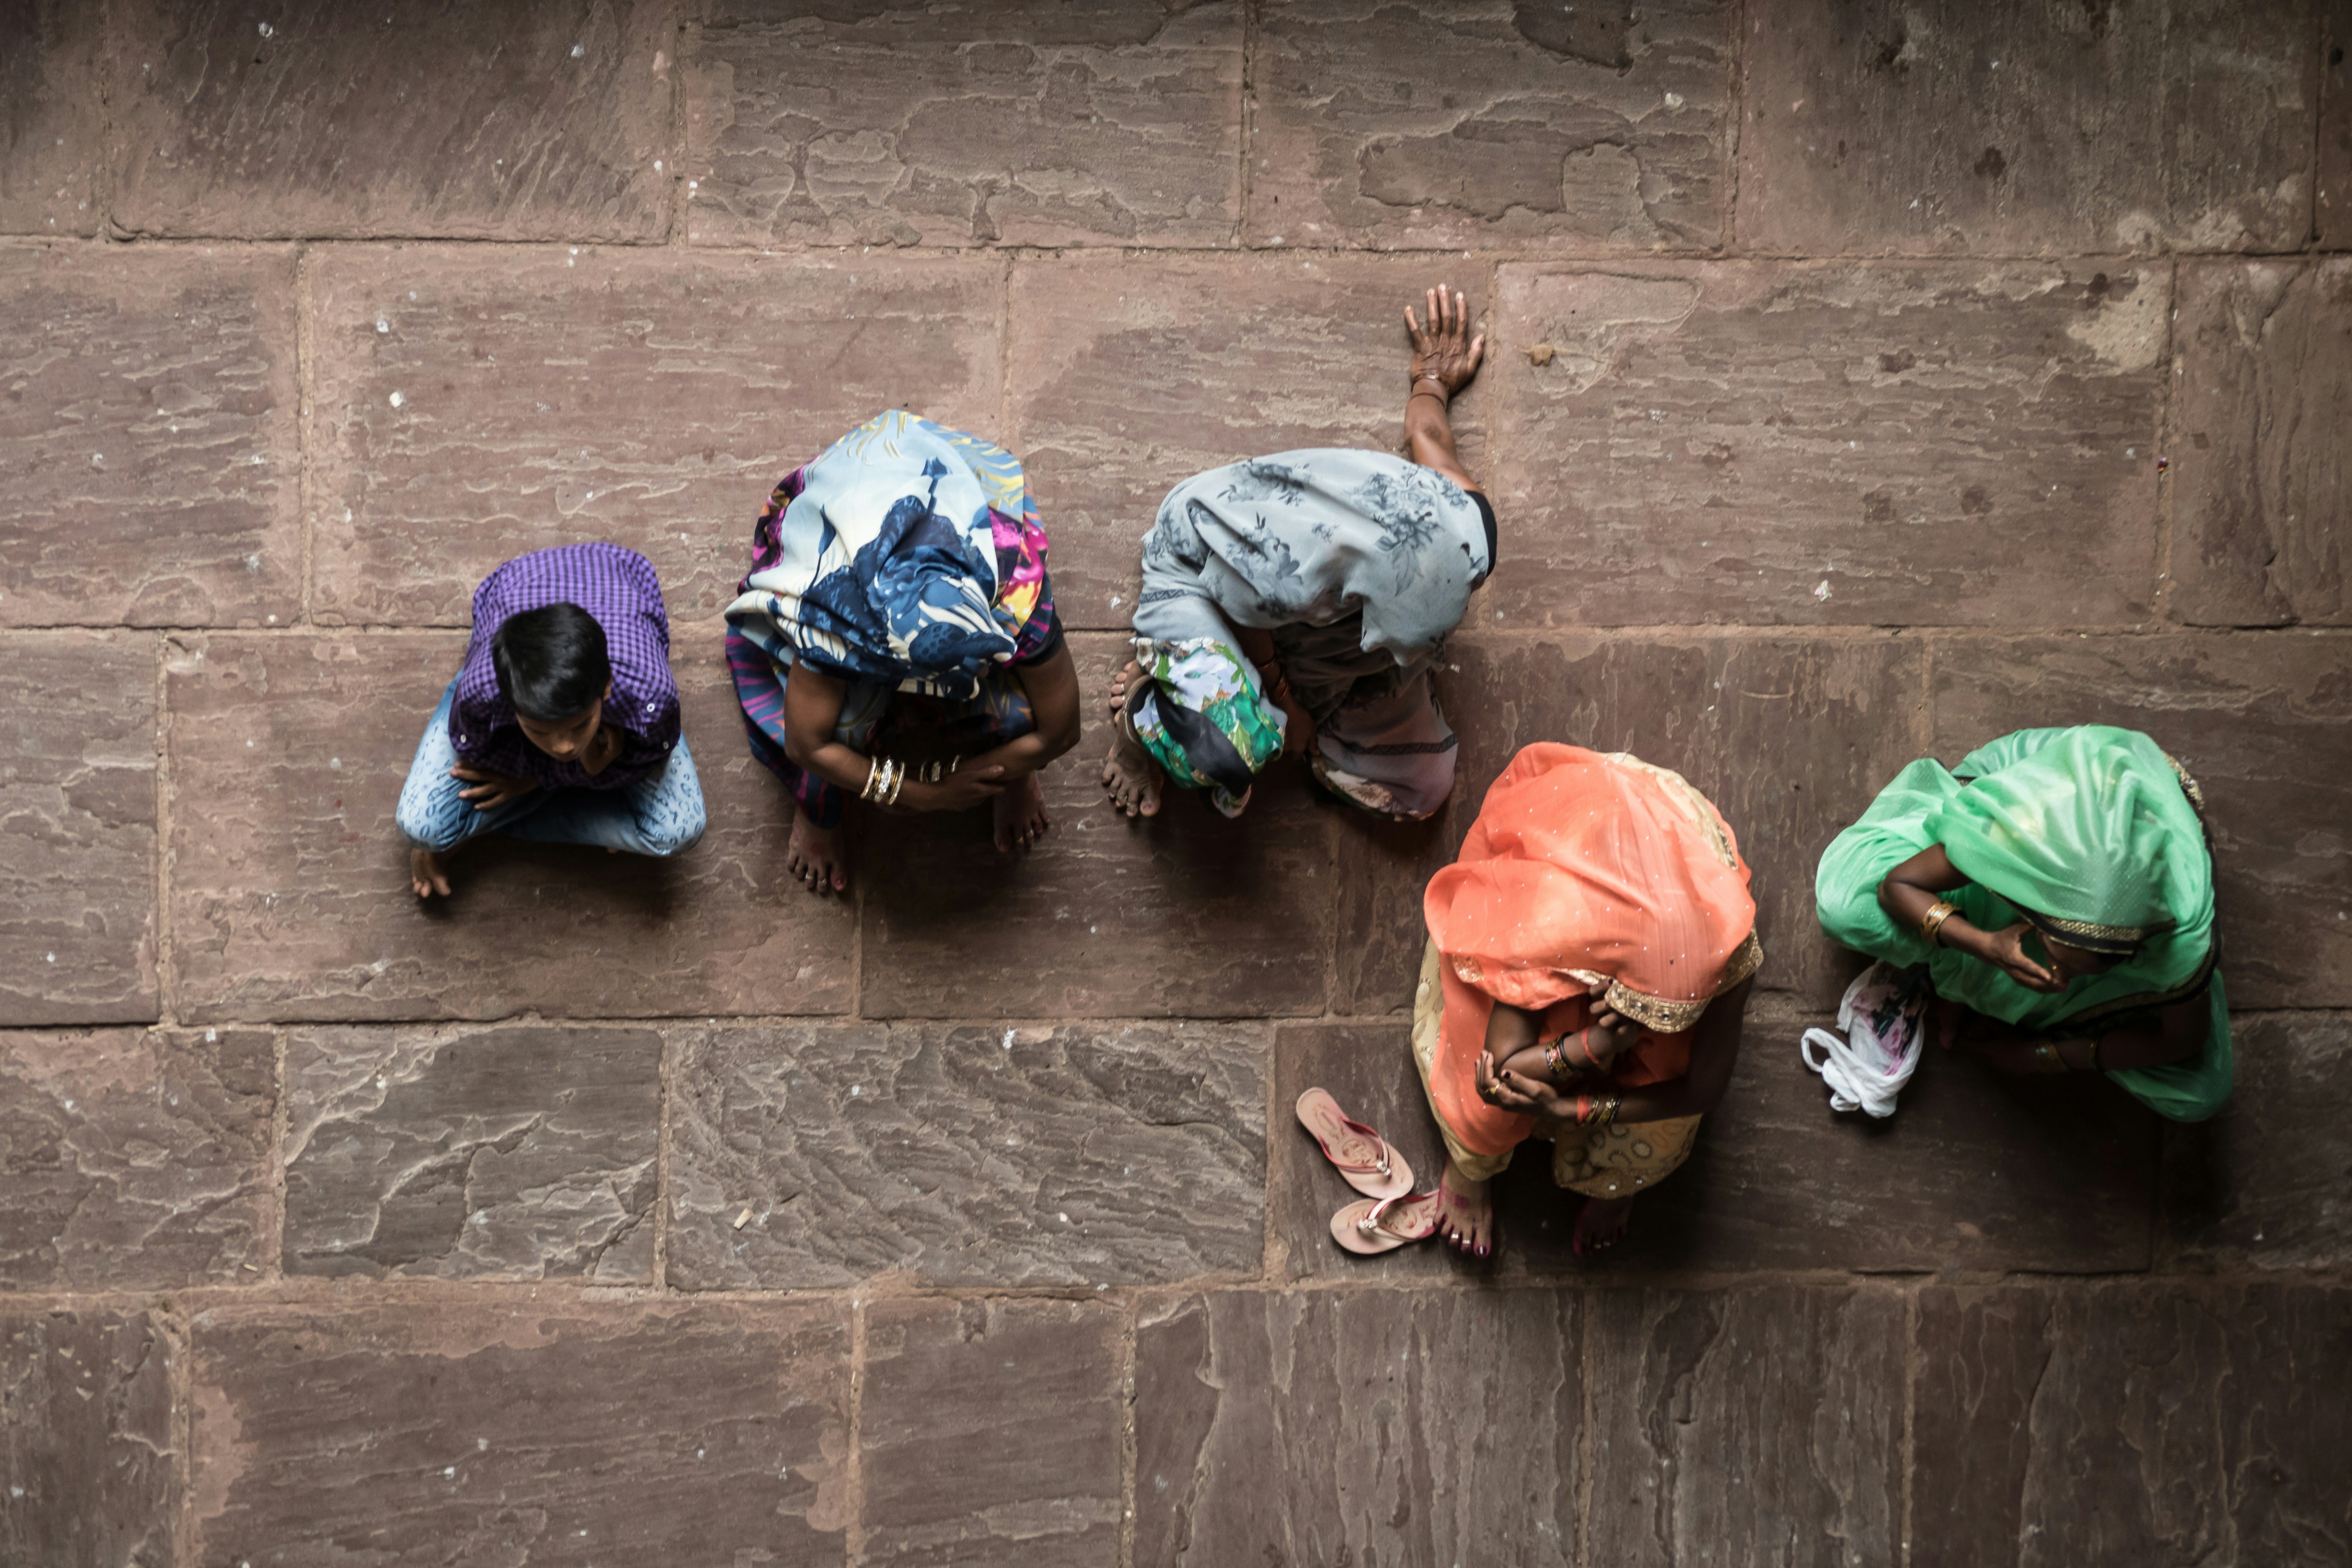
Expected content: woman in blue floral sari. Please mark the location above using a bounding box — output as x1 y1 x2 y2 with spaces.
726 411 1080 894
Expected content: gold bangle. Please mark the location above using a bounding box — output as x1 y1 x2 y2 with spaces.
1919 899 1960 946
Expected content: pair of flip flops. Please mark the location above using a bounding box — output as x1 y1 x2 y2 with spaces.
1295 1088 1443 1256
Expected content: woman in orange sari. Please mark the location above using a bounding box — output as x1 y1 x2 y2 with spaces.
1411 744 1762 1258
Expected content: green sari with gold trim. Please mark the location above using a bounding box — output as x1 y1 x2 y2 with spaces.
1815 725 2232 1123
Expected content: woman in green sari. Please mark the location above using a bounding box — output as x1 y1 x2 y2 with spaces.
1815 725 2231 1122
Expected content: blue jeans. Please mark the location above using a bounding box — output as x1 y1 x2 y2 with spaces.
396 680 707 857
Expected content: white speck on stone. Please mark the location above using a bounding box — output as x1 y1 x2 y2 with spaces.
477 1438 488 1450
389 391 405 408
206 1029 217 1042
2126 447 2135 458
654 160 663 171
258 21 272 36
444 1466 456 1478
1058 1212 1070 1223
376 319 389 333
91 453 103 466
330 757 342 770
1002 1029 1016 1050
1664 91 1684 109
696 1447 705 1459
1814 579 1832 602
45 953 55 963
850 1084 861 1096
245 738 254 748
571 42 585 57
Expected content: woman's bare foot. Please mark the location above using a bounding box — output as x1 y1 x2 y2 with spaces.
1100 662 1163 818
786 804 849 894
994 772 1050 853
1435 1159 1494 1259
409 847 453 899
1573 1194 1634 1258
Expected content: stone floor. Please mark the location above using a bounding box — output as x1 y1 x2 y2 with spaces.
3 1 2349 1564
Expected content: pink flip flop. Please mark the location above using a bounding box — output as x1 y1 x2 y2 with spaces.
1331 1192 1442 1255
1294 1088 1413 1200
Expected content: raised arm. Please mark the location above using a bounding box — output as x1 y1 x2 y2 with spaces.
1403 285 1485 494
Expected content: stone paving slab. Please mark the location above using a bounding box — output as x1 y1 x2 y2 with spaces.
2163 1011 2352 1271
1737 0 2318 256
165 629 856 1023
309 246 1004 626
1913 1283 2352 1568
2326 3 2352 249
1334 631 1929 1014
0 1308 175 1568
1587 1286 1905 1568
283 1023 662 1282
860 1298 1124 1568
1489 259 2166 628
1133 1288 1580 1567
0 244 300 627
0 0 100 235
1929 632 2352 1009
108 0 675 241
1273 999 2158 1281
1006 252 1490 631
0 1026 274 1290
860 634 1338 1017
1247 0 1733 251
682 0 1241 248
669 1019 1264 1291
1 633 159 1026
2168 258 2352 626
190 1299 853 1567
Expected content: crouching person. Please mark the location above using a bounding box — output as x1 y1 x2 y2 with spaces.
401 542 706 898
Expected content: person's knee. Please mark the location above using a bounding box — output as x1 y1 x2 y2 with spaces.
641 800 708 857
396 795 463 853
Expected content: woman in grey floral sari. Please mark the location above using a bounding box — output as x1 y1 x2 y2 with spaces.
1101 286 1496 822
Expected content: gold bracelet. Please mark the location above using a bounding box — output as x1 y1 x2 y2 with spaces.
1919 899 1960 946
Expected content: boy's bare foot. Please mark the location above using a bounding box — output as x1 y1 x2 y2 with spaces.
1435 1159 1494 1259
994 772 1050 853
1573 1194 1634 1258
1101 662 1163 818
786 804 849 894
409 847 453 899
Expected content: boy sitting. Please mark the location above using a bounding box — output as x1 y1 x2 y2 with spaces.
398 542 705 897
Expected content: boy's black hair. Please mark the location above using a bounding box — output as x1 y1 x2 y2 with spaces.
491 603 610 722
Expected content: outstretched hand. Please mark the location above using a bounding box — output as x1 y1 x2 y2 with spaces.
1405 285 1485 397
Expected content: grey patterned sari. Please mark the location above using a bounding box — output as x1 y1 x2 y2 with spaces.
1132 449 1491 820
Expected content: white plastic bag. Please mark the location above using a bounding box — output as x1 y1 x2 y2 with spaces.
1800 962 1930 1118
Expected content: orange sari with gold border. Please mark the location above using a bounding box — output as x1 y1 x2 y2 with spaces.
1422 744 1762 1160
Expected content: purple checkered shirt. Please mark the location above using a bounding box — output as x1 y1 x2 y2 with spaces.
451 543 681 790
